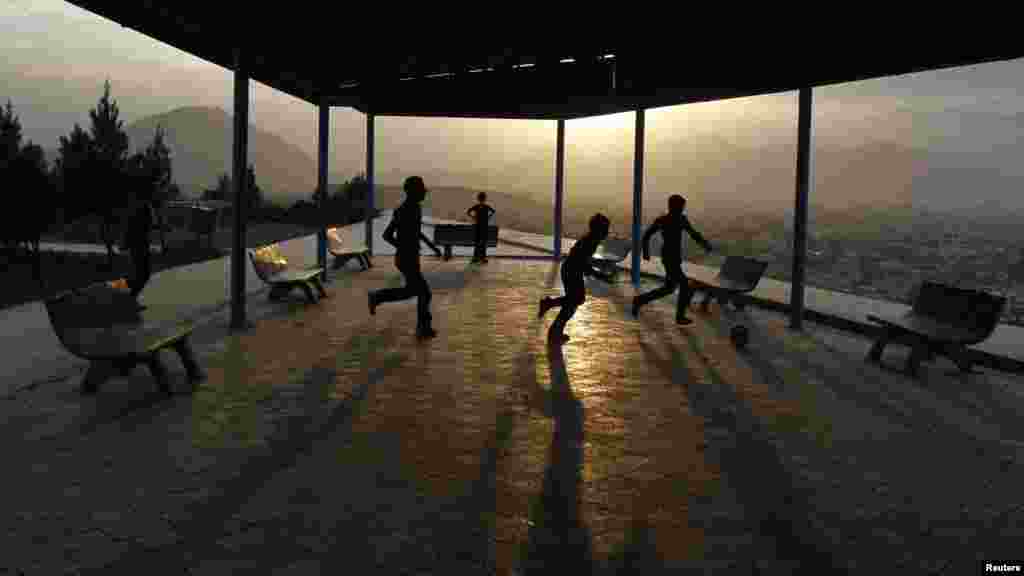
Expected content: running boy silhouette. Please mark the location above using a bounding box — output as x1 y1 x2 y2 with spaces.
368 176 443 338
631 194 713 325
538 213 614 344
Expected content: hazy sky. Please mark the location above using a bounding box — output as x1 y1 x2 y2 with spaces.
3 0 1024 181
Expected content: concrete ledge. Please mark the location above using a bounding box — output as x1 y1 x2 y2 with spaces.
626 267 1024 376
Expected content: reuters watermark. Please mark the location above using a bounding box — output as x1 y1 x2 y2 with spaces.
984 563 1023 573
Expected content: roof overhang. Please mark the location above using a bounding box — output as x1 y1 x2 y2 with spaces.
62 3 1024 119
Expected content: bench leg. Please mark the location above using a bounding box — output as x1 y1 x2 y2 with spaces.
300 282 317 304
80 361 113 395
364 253 372 269
945 345 980 374
115 359 136 377
268 284 290 301
866 334 888 364
172 338 204 385
905 341 928 378
312 277 327 298
444 246 453 261
699 291 713 311
146 354 172 395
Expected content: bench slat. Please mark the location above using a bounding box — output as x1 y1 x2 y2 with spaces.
593 237 632 264
268 268 325 283
868 282 1005 342
67 323 195 359
326 227 369 257
691 256 767 295
694 276 755 293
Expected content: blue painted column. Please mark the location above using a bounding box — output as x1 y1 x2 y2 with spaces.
632 109 645 287
554 119 565 259
790 87 812 330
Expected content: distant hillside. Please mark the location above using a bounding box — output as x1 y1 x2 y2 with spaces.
374 183 621 240
30 101 1024 221
398 134 925 218
125 106 317 201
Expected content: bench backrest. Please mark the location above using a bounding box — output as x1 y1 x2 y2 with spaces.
325 227 345 254
188 207 218 235
912 281 1006 337
594 237 632 261
717 256 769 289
433 224 499 245
249 244 290 281
45 278 142 352
325 227 367 254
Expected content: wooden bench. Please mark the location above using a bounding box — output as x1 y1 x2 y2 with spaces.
44 278 203 395
326 227 371 270
248 243 327 304
591 237 632 280
690 256 769 311
433 224 498 261
866 281 1006 377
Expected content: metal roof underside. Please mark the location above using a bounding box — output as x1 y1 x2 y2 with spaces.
65 3 1024 119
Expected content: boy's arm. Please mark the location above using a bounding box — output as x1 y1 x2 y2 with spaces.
683 217 713 252
383 216 398 247
466 206 475 218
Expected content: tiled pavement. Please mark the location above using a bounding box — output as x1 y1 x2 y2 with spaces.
2 258 1023 574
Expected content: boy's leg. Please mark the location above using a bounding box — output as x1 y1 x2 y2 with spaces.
548 303 576 343
374 258 416 306
472 227 483 261
538 295 562 318
667 262 694 324
549 280 584 342
408 260 435 334
633 259 680 312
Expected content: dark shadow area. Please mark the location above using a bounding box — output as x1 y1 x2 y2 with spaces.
706 304 1024 452
419 407 521 574
78 321 412 574
520 339 594 574
697 297 1024 570
601 516 681 575
17 370 190 450
633 310 843 573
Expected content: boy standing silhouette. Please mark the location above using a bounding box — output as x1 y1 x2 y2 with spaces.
467 191 496 263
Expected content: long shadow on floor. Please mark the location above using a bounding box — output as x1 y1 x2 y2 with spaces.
591 283 840 571
519 338 594 575
634 308 844 573
78 319 415 574
696 304 1024 570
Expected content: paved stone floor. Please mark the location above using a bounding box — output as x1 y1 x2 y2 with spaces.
2 258 1023 574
